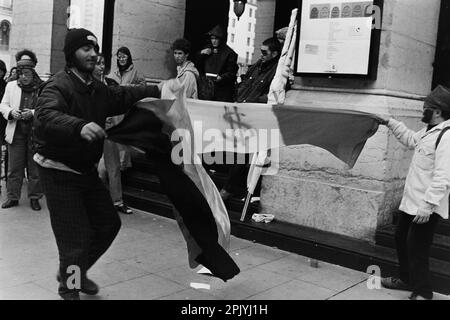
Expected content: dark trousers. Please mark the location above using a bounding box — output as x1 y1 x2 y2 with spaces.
7 129 42 201
223 153 261 198
395 210 440 299
203 152 261 197
38 166 121 293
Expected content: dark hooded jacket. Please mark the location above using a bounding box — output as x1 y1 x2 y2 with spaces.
196 25 238 102
236 57 279 103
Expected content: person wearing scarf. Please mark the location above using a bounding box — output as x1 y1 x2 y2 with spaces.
93 54 133 215
110 46 146 173
0 49 44 211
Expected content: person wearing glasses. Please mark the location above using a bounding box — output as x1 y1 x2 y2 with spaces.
235 37 281 103
109 47 146 185
0 50 44 211
110 46 146 86
93 54 133 215
218 38 281 202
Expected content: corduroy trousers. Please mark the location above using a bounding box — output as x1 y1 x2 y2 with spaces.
38 166 121 293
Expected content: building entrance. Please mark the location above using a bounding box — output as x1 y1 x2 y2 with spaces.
184 0 231 55
433 0 450 88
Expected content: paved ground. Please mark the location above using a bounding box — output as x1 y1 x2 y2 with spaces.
0 189 449 300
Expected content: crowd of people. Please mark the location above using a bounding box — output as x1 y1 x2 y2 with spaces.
0 25 283 299
0 23 448 302
0 24 286 213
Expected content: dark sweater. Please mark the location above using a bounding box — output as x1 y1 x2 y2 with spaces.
33 68 160 173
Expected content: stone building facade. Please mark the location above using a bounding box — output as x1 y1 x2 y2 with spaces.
9 0 444 242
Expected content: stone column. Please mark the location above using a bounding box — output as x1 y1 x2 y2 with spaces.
112 0 186 80
252 0 276 64
10 0 70 76
261 0 441 242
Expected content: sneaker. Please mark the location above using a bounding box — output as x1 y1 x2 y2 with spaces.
57 271 99 296
1 199 18 209
381 277 411 291
409 293 432 300
59 291 80 300
115 203 133 215
30 199 41 211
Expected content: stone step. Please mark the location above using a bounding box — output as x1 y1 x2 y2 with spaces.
376 224 450 262
122 185 450 295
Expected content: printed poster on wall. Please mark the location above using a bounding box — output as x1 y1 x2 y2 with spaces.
296 0 374 75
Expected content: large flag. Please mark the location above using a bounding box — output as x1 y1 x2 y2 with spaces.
182 98 379 168
107 81 240 282
107 81 380 280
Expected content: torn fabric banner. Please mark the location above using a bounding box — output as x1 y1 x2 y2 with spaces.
106 80 380 281
107 80 240 282
181 98 380 169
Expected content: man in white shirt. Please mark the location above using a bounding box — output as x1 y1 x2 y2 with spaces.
377 85 450 300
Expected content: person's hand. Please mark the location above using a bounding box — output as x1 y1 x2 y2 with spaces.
80 122 106 143
10 110 22 120
413 204 434 224
201 48 212 55
375 114 391 125
20 109 33 121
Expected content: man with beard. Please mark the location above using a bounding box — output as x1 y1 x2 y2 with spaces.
33 28 161 300
377 85 450 300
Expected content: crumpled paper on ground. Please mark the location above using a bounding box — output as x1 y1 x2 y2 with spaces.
251 214 275 223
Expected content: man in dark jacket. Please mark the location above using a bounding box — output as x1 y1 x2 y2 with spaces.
196 25 238 102
33 28 161 300
220 38 281 201
236 37 281 103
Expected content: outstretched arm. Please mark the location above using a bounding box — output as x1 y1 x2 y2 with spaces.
377 115 419 149
106 84 161 117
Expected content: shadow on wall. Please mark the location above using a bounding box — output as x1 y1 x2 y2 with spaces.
164 47 177 80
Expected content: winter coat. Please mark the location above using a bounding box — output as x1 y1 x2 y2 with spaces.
236 58 279 103
197 44 238 102
0 81 39 144
33 68 160 174
110 64 146 86
387 118 450 219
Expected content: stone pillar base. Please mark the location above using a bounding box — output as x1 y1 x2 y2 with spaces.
260 88 424 242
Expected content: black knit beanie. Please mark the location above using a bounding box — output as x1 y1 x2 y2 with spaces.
64 28 99 62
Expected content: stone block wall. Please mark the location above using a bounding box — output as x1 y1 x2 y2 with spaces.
112 0 186 80
262 89 424 241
